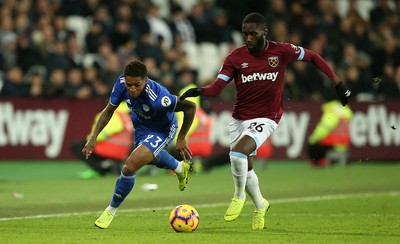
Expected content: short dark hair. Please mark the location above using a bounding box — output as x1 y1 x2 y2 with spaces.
242 13 267 28
124 60 147 78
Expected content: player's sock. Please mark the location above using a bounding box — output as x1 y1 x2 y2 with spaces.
230 152 248 199
110 171 135 208
106 205 118 216
153 149 179 171
245 169 265 209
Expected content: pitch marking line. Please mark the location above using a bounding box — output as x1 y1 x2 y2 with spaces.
1 191 399 221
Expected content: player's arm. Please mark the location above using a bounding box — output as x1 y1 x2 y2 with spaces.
179 78 227 101
174 99 196 161
180 57 232 101
302 49 351 106
82 102 118 159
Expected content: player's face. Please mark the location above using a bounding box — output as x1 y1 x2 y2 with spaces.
242 23 267 54
124 75 147 98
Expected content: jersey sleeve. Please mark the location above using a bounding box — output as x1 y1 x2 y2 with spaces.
282 43 305 62
216 53 235 84
153 87 178 112
109 75 125 106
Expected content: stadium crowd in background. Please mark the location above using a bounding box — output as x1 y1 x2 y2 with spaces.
0 0 400 102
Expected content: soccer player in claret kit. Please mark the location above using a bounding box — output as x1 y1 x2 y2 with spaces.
83 60 196 229
180 12 351 229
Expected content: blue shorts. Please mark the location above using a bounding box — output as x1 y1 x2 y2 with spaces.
134 124 177 157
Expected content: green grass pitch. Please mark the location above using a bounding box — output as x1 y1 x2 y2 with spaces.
0 160 399 243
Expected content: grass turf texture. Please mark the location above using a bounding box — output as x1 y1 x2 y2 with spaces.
0 161 399 243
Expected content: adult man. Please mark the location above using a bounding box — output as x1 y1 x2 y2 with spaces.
308 98 353 167
180 13 351 229
83 60 196 229
71 102 133 179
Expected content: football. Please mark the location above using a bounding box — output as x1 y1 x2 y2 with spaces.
169 204 200 232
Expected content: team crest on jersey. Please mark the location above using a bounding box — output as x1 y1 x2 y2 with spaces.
142 104 150 112
268 57 279 68
161 96 171 107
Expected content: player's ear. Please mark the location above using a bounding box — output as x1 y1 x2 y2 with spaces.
264 28 268 37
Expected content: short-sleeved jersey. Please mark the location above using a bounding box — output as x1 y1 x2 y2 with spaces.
110 75 178 133
217 41 305 123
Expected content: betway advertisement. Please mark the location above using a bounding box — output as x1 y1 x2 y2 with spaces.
0 98 399 160
0 98 102 159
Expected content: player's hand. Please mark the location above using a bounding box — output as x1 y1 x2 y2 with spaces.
179 88 203 101
82 139 96 159
176 138 193 161
335 81 351 106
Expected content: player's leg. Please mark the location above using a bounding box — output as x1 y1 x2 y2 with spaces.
245 158 270 229
152 149 192 191
224 134 255 221
224 118 253 221
242 118 277 229
95 145 154 229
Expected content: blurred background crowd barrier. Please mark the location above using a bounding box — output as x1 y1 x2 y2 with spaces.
1 98 399 161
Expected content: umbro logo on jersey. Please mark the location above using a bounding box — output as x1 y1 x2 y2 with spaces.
241 62 249 68
241 72 278 83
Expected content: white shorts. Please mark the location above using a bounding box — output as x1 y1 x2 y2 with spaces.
229 117 278 156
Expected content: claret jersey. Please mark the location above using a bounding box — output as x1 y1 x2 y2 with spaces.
110 75 178 133
217 41 305 123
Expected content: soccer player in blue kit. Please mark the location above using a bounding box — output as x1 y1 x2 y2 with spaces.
82 60 196 229
180 13 351 229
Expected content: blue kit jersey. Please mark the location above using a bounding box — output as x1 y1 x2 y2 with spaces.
109 75 178 155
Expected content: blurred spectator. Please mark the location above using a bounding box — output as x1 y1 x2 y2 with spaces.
371 35 400 77
0 66 29 97
91 4 114 37
284 68 301 101
46 40 73 73
308 94 353 167
71 102 133 179
65 67 92 99
378 65 400 100
210 8 234 44
53 14 74 42
136 32 164 64
83 66 108 97
110 20 132 51
16 34 45 73
0 16 18 70
169 4 196 43
44 68 67 97
344 65 374 101
143 2 174 50
369 0 395 28
66 35 84 68
28 73 45 97
188 2 212 43
99 53 122 90
85 20 104 53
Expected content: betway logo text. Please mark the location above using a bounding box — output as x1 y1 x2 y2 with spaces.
0 102 69 158
241 72 278 83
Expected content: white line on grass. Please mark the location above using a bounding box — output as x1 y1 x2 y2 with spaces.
1 191 399 221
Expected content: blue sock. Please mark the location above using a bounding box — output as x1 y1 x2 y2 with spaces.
110 172 135 208
152 149 179 170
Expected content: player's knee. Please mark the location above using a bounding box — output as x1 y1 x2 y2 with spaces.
122 164 138 174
